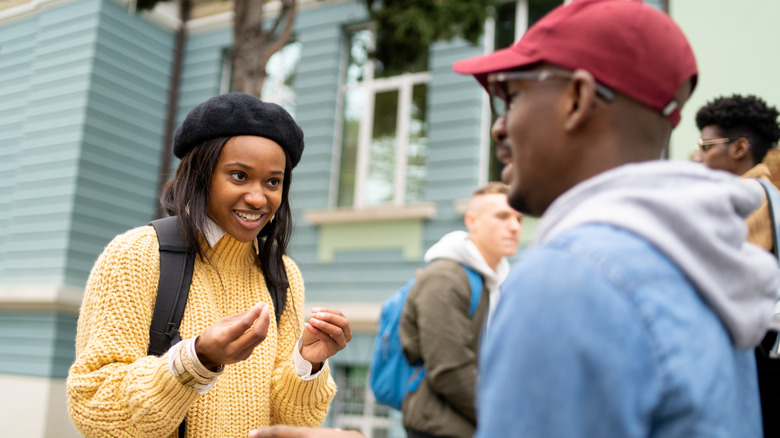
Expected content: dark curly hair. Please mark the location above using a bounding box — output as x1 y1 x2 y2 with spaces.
695 94 780 163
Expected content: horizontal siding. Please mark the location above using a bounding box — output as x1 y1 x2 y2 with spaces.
292 2 350 217
177 26 231 119
0 0 101 286
0 312 78 379
288 189 331 211
296 1 367 28
67 0 175 286
328 332 374 365
422 35 486 253
296 254 424 303
292 1 355 302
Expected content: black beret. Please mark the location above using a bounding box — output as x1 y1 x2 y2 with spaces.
172 92 304 168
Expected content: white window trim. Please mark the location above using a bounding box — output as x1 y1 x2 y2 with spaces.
479 16 496 186
304 202 437 225
348 71 431 208
334 25 432 210
220 50 232 94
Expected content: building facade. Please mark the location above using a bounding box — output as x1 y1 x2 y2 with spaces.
1 0 778 436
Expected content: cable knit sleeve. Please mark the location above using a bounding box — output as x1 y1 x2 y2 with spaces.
270 257 337 426
66 226 198 438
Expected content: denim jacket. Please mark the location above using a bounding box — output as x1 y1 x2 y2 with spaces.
476 162 780 438
477 224 761 437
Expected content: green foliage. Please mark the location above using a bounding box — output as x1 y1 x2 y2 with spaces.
365 0 494 74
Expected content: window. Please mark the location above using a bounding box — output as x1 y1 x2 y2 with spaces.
220 41 302 117
336 27 430 208
330 365 404 438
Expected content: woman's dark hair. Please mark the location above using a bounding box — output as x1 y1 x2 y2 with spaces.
159 136 293 297
695 94 780 163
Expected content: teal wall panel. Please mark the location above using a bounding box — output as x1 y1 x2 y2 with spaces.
298 255 423 303
177 27 231 116
0 0 175 378
328 332 374 366
67 0 175 286
0 312 77 379
291 2 369 302
0 0 101 286
420 38 484 252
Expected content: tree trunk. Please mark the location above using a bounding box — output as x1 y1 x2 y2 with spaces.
231 0 297 98
156 0 191 218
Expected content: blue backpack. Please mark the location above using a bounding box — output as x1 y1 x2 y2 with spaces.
369 263 483 410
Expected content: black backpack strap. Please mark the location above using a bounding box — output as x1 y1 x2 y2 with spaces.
148 216 195 357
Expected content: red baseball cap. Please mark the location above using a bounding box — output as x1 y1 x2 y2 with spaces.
453 0 698 127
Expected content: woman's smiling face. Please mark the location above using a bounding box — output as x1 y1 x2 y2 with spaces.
207 135 287 242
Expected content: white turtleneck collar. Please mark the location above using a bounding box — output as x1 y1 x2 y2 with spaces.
202 217 260 254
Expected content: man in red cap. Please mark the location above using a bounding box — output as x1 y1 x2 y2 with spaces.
249 1 780 437
452 0 778 437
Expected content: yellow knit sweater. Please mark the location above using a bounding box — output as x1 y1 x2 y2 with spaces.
67 225 336 438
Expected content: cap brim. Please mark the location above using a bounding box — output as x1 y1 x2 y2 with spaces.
453 46 541 88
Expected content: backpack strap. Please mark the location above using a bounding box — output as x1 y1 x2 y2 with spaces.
756 178 780 258
148 217 195 357
148 216 192 438
462 265 484 316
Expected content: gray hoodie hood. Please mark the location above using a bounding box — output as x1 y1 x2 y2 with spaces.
532 161 780 349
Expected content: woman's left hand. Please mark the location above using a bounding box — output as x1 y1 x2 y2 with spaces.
300 307 352 369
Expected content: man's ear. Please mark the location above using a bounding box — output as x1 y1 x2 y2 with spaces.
730 137 750 160
564 69 599 132
464 211 477 233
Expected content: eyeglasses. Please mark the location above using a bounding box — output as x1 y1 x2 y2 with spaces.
697 137 743 153
487 70 616 117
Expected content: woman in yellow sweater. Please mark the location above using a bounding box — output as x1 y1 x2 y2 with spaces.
67 93 351 438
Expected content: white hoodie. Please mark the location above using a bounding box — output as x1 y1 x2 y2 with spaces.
532 160 780 349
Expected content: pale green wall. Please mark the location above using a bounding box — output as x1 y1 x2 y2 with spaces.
670 0 780 160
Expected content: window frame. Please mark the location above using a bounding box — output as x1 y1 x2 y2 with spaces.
333 24 432 209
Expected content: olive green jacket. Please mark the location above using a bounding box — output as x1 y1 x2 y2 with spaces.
399 258 489 438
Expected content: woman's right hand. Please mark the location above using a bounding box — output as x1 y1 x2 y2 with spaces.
195 302 271 370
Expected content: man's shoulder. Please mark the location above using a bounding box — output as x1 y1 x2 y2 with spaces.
511 223 682 294
426 258 466 272
411 259 472 300
419 259 474 286
532 224 668 266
